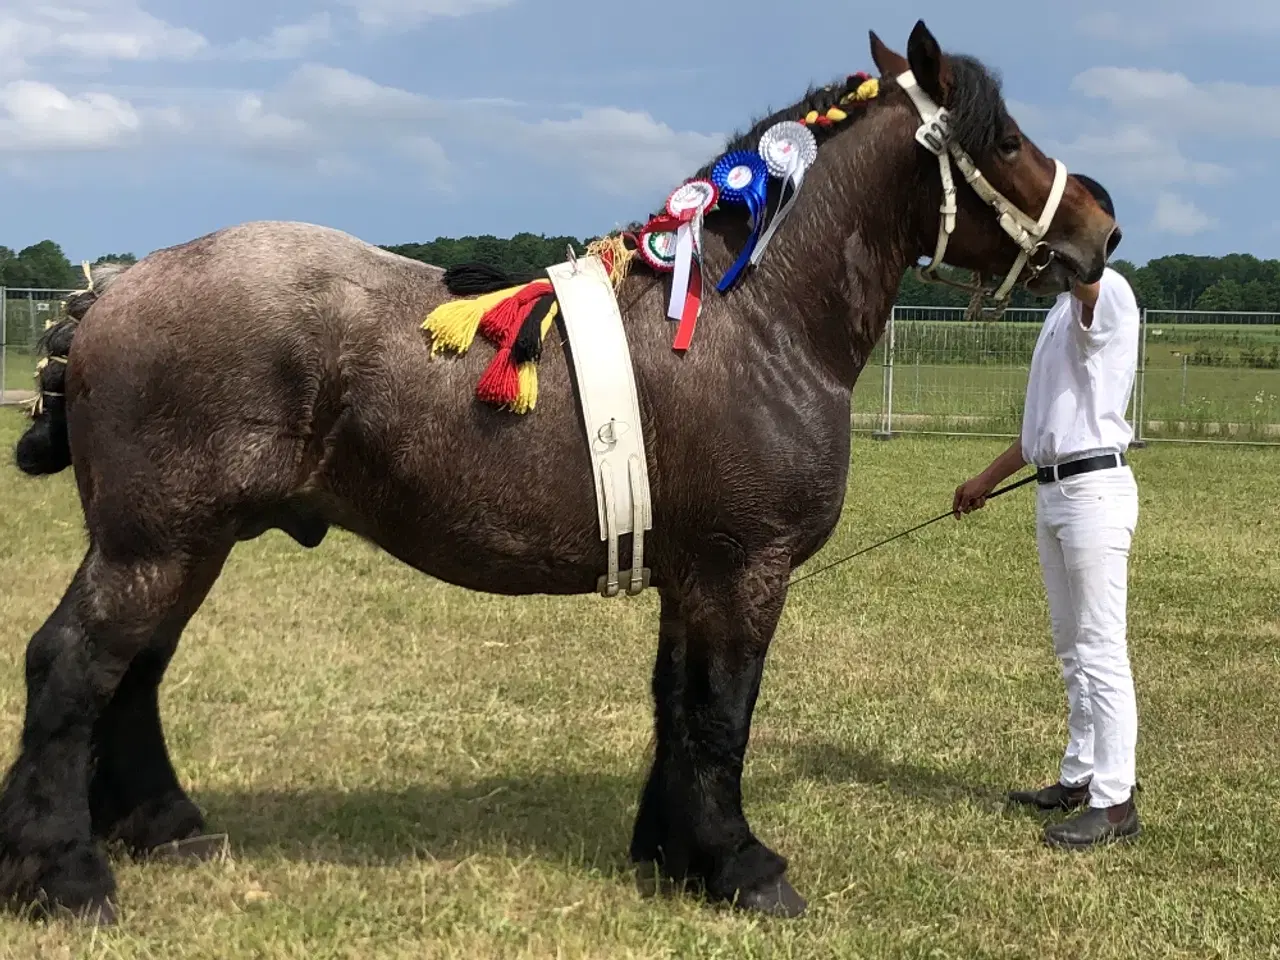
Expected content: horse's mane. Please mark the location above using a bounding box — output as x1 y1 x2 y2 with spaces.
634 52 1009 229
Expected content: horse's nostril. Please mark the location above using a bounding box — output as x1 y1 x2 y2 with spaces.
1105 225 1122 258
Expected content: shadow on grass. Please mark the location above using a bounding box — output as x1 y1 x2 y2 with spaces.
190 743 1013 870
784 742 1009 808
194 772 643 872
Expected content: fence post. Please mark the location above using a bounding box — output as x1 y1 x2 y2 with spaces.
0 285 6 402
873 307 895 440
1130 307 1148 448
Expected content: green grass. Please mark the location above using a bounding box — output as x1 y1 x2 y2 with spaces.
1 411 1279 959
1 348 37 399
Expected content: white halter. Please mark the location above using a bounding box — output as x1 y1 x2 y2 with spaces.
896 69 1068 319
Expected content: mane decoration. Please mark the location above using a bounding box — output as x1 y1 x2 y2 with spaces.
419 72 880 414
422 236 632 413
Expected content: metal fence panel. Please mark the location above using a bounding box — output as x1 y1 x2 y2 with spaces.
1 288 75 406
1138 310 1280 444
3 287 1279 447
853 306 1280 446
855 306 1053 438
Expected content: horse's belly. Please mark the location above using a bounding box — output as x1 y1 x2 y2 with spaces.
325 373 612 595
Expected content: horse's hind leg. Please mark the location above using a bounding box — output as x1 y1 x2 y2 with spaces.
630 555 804 917
88 550 230 860
0 543 229 922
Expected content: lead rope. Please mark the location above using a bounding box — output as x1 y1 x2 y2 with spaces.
787 473 1037 589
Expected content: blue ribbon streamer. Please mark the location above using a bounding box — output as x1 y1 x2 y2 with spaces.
711 151 770 293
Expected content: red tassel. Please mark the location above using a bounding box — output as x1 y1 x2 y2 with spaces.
476 346 521 406
478 280 553 345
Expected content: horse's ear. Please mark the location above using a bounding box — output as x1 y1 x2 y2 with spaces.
906 20 953 104
869 30 909 77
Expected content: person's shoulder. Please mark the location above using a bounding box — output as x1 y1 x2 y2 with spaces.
1100 266 1139 313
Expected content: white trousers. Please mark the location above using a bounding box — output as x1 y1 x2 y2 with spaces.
1035 465 1139 808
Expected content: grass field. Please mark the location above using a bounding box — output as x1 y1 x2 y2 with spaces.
1 349 36 402
0 409 1277 958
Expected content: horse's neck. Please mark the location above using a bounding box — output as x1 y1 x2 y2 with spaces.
698 124 925 390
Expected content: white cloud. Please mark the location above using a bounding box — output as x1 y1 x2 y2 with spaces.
0 54 718 203
223 14 334 61
0 1 207 77
516 107 722 196
1048 126 1231 188
337 0 517 28
1151 193 1218 236
1072 67 1280 140
0 79 141 150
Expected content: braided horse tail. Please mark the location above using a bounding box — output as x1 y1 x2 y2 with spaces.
14 261 131 477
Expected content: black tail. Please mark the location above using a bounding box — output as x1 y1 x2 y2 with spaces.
14 263 130 477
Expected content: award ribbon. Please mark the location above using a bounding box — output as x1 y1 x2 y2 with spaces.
663 180 718 349
750 121 817 267
711 151 770 293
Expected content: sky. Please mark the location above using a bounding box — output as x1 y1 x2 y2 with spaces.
2 0 1278 267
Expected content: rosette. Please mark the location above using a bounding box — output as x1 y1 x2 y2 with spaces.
711 151 770 293
663 179 718 343
750 121 817 267
637 222 679 271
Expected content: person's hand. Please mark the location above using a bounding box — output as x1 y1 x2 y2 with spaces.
953 474 995 519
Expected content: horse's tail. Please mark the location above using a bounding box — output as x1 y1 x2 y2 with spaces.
14 262 131 477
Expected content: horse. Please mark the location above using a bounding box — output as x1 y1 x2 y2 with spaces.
0 21 1118 924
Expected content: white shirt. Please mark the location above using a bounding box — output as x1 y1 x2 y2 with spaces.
1020 266 1141 467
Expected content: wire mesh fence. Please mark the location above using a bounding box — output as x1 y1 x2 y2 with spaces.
4 287 1279 446
1 288 76 406
1137 310 1280 443
855 306 1280 446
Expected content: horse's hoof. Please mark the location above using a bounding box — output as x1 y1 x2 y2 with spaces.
145 833 229 863
632 861 681 898
734 877 807 918
54 896 117 927
634 860 659 898
86 897 118 927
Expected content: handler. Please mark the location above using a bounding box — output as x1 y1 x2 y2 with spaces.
952 175 1142 849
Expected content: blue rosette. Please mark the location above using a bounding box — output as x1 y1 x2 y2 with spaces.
711 150 770 293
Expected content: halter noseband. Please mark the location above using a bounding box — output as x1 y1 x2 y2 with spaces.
896 69 1068 319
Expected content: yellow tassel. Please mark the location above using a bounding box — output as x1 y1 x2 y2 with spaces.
541 301 559 340
512 362 538 413
804 110 819 124
422 285 523 355
827 107 848 123
841 78 880 105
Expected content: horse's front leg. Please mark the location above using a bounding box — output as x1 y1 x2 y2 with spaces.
630 551 804 917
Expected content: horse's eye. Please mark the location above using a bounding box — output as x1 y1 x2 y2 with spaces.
1000 134 1022 156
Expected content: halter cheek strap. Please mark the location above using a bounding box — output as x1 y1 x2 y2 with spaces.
896 70 1069 316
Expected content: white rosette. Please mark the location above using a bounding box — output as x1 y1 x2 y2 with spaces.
750 120 818 267
664 179 718 322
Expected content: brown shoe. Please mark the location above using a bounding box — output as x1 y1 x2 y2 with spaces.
1007 779 1091 812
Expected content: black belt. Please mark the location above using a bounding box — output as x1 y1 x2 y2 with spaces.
1036 452 1127 484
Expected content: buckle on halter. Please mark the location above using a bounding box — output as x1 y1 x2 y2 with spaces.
1026 242 1056 278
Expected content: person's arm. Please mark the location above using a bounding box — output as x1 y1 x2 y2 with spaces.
952 439 1027 518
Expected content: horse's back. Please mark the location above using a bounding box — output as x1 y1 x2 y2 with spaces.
65 220 607 589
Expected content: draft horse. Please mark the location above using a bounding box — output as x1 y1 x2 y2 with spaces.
0 22 1118 923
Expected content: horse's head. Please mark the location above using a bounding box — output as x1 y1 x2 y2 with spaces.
869 21 1119 305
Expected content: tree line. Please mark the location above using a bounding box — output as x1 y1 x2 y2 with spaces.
6 235 1280 314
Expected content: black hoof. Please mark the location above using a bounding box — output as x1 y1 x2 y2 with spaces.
143 833 229 863
54 896 118 927
633 860 685 899
733 877 807 918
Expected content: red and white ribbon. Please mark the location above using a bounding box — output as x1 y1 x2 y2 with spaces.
663 181 718 344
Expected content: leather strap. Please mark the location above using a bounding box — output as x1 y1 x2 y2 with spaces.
1036 453 1127 484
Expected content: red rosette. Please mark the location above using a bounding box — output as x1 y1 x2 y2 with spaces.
637 214 681 272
